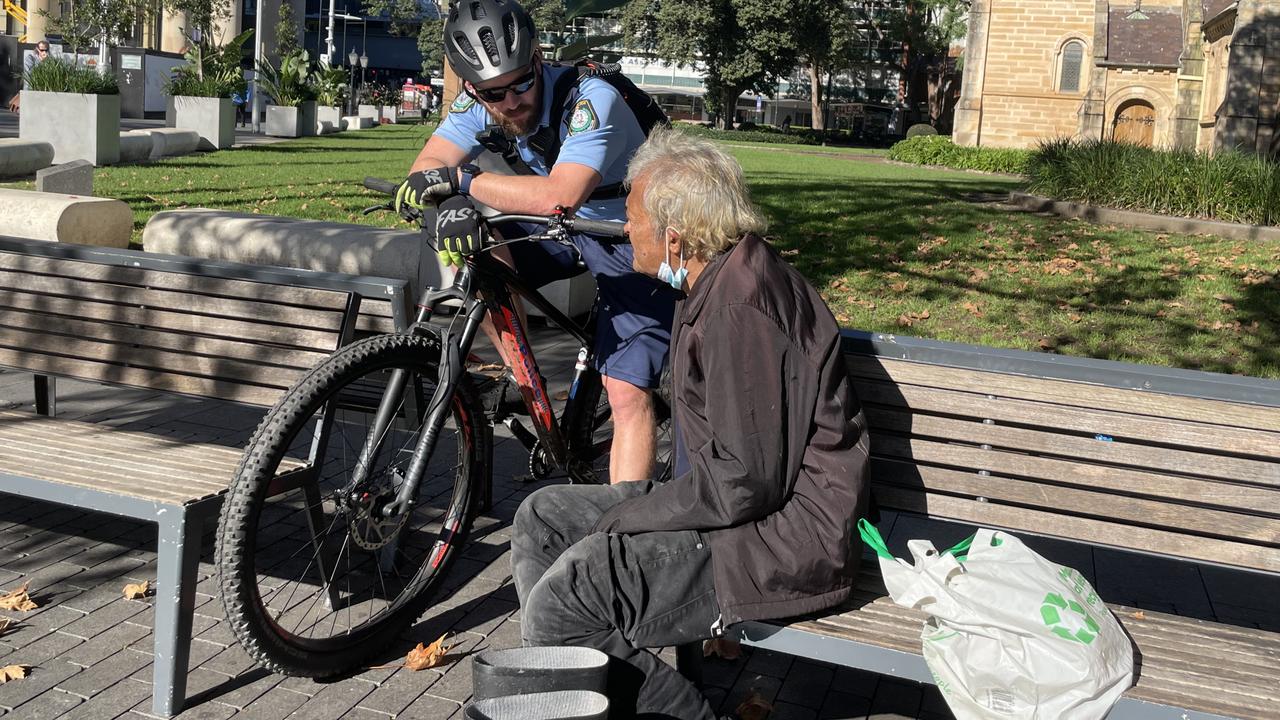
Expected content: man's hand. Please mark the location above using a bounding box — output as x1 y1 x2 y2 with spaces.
434 195 482 267
395 167 459 212
6 95 19 113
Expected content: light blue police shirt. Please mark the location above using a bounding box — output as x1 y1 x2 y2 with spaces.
431 63 646 222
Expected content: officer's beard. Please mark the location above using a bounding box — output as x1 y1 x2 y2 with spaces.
490 88 542 137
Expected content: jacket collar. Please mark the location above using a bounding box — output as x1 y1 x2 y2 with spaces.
679 234 759 325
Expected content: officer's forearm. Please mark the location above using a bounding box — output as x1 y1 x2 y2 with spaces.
468 164 601 216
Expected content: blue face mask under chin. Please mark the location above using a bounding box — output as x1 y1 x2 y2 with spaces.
656 234 687 290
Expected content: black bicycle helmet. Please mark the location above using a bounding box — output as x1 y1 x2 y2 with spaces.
444 0 538 85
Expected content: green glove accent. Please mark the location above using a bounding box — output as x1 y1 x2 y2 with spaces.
438 247 466 267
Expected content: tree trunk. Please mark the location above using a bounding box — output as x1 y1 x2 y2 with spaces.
720 87 738 130
809 64 823 130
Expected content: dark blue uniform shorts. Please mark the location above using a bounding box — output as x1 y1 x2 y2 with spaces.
507 232 677 390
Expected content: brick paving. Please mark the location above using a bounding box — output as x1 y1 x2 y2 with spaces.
1 324 1275 720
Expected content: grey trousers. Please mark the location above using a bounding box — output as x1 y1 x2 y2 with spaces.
511 481 721 720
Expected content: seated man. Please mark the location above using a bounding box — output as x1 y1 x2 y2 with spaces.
511 127 871 720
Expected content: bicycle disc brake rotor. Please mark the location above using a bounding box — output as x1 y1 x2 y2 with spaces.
342 471 410 550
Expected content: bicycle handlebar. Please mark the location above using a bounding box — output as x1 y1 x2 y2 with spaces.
362 177 628 239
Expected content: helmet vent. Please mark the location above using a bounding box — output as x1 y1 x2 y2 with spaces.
453 32 481 67
478 27 501 66
502 13 517 54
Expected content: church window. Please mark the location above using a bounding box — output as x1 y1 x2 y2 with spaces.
1059 41 1085 93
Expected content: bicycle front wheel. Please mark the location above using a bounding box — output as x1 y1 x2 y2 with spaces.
217 332 490 677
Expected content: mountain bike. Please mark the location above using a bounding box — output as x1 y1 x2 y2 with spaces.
216 178 670 677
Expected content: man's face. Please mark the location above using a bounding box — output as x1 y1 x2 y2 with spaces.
467 59 541 136
625 174 666 278
36 44 49 57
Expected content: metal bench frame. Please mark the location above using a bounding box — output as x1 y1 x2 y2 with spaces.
0 236 411 717
721 330 1280 720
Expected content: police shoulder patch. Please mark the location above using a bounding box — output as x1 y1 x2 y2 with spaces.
450 93 476 112
568 98 599 135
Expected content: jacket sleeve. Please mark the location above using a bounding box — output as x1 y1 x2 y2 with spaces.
592 303 809 535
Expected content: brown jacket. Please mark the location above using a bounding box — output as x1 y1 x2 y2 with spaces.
592 233 870 626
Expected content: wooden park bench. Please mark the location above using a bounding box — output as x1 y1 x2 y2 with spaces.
721 331 1280 720
0 235 410 717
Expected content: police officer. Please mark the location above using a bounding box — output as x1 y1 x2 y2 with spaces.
398 0 674 486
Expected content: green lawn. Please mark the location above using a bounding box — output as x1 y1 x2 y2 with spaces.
5 124 1276 377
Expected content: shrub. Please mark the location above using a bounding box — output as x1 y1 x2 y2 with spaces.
1027 137 1280 226
888 135 1033 174
166 29 253 99
678 124 814 146
311 66 349 107
906 123 937 138
256 49 314 107
24 57 119 95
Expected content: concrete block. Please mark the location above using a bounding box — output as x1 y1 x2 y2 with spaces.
381 105 397 124
166 95 235 150
18 91 121 166
525 272 597 319
0 188 132 247
118 131 153 164
147 127 201 158
0 138 55 178
141 208 454 299
341 115 373 130
36 159 94 196
316 105 342 134
358 104 378 122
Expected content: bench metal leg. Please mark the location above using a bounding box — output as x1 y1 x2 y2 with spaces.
34 374 55 416
152 510 203 717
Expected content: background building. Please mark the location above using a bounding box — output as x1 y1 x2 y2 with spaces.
954 0 1280 156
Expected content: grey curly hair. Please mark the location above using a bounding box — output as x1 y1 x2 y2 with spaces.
624 126 767 261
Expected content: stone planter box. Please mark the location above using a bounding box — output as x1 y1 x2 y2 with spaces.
380 105 397 124
19 91 121 166
265 102 318 138
358 104 378 123
165 96 235 150
316 105 342 134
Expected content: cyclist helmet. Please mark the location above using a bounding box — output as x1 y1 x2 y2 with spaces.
444 0 538 85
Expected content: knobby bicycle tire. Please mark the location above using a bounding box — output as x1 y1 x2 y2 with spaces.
216 332 490 677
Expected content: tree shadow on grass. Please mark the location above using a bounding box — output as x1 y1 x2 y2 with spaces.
745 170 1279 377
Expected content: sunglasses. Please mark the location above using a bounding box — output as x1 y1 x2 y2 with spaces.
469 68 537 103
36 48 49 54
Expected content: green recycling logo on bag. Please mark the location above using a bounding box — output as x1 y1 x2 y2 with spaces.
1040 592 1101 645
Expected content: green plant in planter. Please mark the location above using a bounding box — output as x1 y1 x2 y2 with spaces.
360 82 401 108
24 57 120 94
166 29 253 98
311 66 350 107
257 49 316 107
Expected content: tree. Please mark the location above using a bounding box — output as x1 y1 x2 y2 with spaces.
160 0 235 47
621 0 799 130
276 0 300 57
40 0 153 61
895 0 967 127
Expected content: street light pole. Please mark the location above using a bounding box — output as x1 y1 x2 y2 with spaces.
252 0 265 133
325 0 337 65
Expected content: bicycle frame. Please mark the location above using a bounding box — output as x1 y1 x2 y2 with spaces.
359 238 606 519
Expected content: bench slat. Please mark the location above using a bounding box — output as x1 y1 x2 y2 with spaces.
0 312 332 370
872 435 1280 515
873 486 1280 572
869 407 1280 487
847 355 1280 433
872 459 1280 543
0 268 349 327
0 326 311 390
858 379 1280 459
0 291 343 351
0 349 285 407
0 252 351 310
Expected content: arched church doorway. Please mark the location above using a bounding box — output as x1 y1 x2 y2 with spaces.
1112 100 1156 146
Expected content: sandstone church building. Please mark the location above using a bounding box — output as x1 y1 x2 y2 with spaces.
954 1 1280 157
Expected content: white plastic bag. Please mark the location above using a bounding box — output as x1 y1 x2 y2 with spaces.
859 520 1133 720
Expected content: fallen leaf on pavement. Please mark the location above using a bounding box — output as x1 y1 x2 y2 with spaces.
736 691 773 720
404 634 451 671
0 583 37 612
703 637 742 661
0 618 13 633
0 665 28 683
1132 611 1146 620
122 581 151 600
